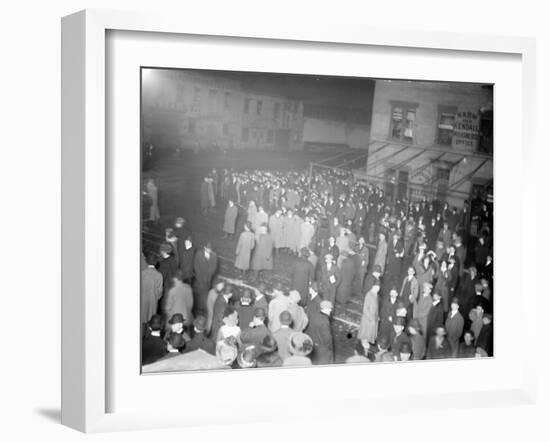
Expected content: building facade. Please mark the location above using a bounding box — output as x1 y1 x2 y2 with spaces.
141 70 304 152
361 79 493 208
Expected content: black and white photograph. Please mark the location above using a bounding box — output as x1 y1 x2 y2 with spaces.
140 68 494 373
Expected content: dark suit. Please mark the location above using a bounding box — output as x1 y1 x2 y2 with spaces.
426 301 445 339
304 311 333 365
386 238 404 280
183 331 215 355
193 250 218 314
142 333 167 365
291 258 314 305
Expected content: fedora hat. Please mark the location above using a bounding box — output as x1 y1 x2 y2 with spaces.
288 332 313 357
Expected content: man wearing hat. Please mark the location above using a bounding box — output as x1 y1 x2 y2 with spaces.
358 282 380 345
407 319 426 360
399 266 418 319
364 264 382 296
237 344 258 369
445 297 464 357
387 230 405 283
318 253 340 305
236 289 255 332
304 300 334 365
413 282 434 337
209 284 234 341
272 311 294 360
240 307 271 351
158 332 186 361
426 326 451 359
193 242 219 316
267 283 290 332
162 270 194 330
216 337 239 367
184 316 215 355
141 252 163 325
290 248 315 305
426 291 445 340
256 334 283 368
282 332 313 366
142 315 168 366
304 281 322 318
390 316 411 358
396 341 413 362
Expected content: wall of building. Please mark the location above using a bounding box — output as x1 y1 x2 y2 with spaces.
366 80 493 208
141 70 304 151
302 117 370 149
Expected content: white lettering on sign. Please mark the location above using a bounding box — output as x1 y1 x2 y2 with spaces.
452 110 480 150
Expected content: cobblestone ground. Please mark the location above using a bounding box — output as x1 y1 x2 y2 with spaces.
142 148 364 363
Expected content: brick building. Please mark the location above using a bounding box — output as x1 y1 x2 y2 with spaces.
359 79 493 208
141 69 304 152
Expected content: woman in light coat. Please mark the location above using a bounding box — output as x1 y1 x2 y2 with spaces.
234 222 255 277
358 283 380 344
373 232 388 275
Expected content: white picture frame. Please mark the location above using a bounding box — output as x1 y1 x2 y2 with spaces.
61 9 537 433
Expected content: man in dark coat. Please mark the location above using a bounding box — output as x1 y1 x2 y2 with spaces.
184 316 216 355
304 281 322 317
364 265 382 296
251 224 274 281
386 231 405 284
193 242 218 316
209 285 233 341
236 289 255 331
158 242 178 297
304 300 334 365
290 248 315 305
142 315 168 365
426 292 445 339
476 313 493 356
240 307 272 352
458 266 479 318
426 326 452 359
336 250 356 308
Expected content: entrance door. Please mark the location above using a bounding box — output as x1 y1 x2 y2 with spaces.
397 170 409 201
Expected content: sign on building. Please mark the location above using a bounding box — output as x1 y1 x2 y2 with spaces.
452 108 480 150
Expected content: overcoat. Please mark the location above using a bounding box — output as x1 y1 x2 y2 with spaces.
386 238 404 278
251 233 274 271
268 214 285 248
413 294 433 337
318 263 340 305
162 281 194 325
426 301 445 339
209 295 230 341
357 289 379 343
290 258 315 304
222 204 238 234
373 239 388 274
336 256 356 305
305 311 334 365
445 311 464 357
234 231 255 271
141 267 163 323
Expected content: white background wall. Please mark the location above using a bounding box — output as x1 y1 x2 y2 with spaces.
0 1 547 441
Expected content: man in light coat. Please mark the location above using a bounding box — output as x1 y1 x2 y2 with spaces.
445 297 465 357
141 252 163 324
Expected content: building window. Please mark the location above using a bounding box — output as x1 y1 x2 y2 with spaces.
390 103 417 142
224 92 231 110
256 100 263 116
274 103 280 119
244 98 251 114
242 128 249 142
267 130 274 144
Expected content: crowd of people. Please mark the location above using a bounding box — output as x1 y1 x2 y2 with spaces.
141 165 493 370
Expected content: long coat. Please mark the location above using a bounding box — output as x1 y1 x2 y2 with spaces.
319 264 340 305
378 297 399 344
399 275 419 309
426 301 445 339
162 282 194 325
223 204 238 234
358 289 379 343
268 294 291 332
413 294 433 337
374 239 388 274
353 247 369 296
445 311 464 357
193 250 218 315
291 258 314 305
305 311 334 365
386 238 404 278
281 215 294 249
234 231 255 271
141 267 163 323
251 233 274 271
299 221 315 250
289 216 303 253
268 214 285 248
336 256 356 305
209 295 229 341
178 246 195 282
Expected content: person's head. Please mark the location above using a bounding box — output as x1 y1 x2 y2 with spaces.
469 266 478 278
373 264 382 277
371 282 381 294
222 283 233 299
253 307 267 324
213 278 225 293
379 232 386 241
288 332 314 357
184 236 193 249
463 330 474 345
159 242 172 258
481 278 489 288
450 297 460 312
240 289 253 306
482 313 493 325
193 316 207 334
309 281 319 296
399 342 412 361
279 310 292 327
440 260 448 272
228 199 234 207
389 288 398 301
320 300 333 316
145 252 157 266
324 253 334 265
288 290 301 305
423 282 433 295
166 332 185 352
148 314 163 332
168 313 185 333
393 317 406 335
204 242 213 254
432 292 441 303
377 335 389 351
407 266 415 277
174 217 185 228
329 236 335 246
435 326 446 338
